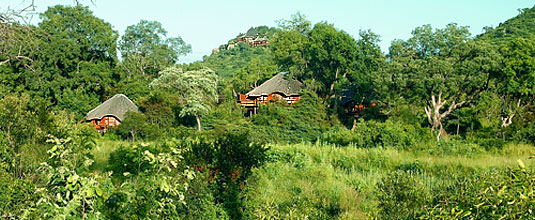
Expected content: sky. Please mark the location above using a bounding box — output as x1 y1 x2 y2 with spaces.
3 0 535 63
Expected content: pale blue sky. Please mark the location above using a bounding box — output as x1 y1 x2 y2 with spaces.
3 0 534 63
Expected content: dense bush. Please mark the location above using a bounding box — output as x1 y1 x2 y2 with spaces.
0 171 38 218
375 163 535 219
376 171 433 219
107 144 153 177
513 123 535 145
185 132 269 219
250 90 331 143
243 153 366 219
322 119 431 149
427 138 485 157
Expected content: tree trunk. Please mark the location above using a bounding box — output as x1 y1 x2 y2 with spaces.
500 98 522 141
424 92 465 142
196 115 202 131
330 68 339 92
130 130 135 142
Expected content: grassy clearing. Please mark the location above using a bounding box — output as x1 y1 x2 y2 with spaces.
90 139 128 172
242 142 535 219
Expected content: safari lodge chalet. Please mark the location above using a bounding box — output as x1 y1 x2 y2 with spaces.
86 94 139 132
238 73 302 116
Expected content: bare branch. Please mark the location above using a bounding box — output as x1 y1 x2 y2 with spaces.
0 59 10 66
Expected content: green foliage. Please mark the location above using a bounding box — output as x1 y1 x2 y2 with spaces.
178 172 230 220
0 94 35 156
186 132 269 219
107 144 147 177
514 123 535 145
250 90 331 143
377 171 433 219
151 66 218 131
103 140 195 219
36 5 119 119
232 57 278 94
119 20 191 76
322 119 431 149
138 91 180 129
116 111 148 141
0 171 38 218
479 6 535 45
424 166 535 219
27 133 103 219
2 4 535 219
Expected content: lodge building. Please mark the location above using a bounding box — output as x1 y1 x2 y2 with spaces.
238 72 302 116
85 94 139 132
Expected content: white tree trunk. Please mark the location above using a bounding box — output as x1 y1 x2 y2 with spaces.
500 98 522 141
424 92 465 142
196 115 202 131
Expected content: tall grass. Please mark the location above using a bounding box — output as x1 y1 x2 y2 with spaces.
242 142 535 219
89 138 133 172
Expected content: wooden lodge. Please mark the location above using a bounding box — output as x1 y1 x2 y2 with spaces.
85 94 139 132
238 73 302 116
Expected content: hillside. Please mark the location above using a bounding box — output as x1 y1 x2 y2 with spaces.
478 5 535 44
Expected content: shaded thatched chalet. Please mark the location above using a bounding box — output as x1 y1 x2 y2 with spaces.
86 94 139 132
238 72 302 115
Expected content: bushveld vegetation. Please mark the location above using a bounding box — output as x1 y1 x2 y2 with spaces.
1 2 535 219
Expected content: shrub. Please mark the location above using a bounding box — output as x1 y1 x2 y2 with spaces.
424 166 535 219
321 119 431 149
242 161 365 219
0 171 37 218
513 123 535 145
250 90 331 143
376 171 433 219
107 143 156 177
116 112 148 142
427 138 485 157
185 132 269 219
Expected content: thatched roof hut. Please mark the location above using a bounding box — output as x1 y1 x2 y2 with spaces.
239 73 302 116
86 94 139 131
246 72 302 97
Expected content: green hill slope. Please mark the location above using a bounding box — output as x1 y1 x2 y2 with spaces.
478 6 535 44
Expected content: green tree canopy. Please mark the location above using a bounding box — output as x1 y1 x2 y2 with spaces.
31 5 119 119
384 23 497 141
150 66 218 131
493 37 535 130
119 20 192 76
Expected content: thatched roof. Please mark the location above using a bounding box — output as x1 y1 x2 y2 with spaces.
85 94 139 121
246 73 302 97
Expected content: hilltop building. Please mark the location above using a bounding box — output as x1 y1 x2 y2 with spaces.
86 94 139 132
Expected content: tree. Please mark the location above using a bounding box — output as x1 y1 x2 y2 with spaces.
307 22 359 99
494 38 535 138
150 66 218 131
119 20 191 77
32 5 119 118
271 13 311 81
385 24 496 141
344 30 386 129
117 112 147 142
0 94 36 177
232 57 278 94
271 18 360 100
276 12 312 35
